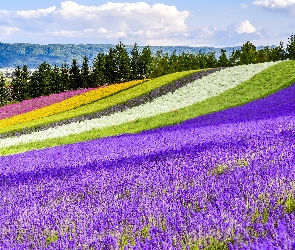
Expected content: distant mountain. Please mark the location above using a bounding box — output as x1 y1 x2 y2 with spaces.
0 42 243 68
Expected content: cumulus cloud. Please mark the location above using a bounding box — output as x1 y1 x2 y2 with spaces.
240 3 249 8
0 1 278 46
0 26 20 41
0 1 190 45
253 0 295 15
16 6 56 18
253 0 295 9
236 20 257 34
193 21 262 47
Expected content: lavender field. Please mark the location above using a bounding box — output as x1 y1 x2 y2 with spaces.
0 63 295 249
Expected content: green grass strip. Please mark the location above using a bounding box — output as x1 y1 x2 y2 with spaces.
0 70 201 135
2 60 295 156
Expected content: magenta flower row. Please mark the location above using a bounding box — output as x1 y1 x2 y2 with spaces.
0 88 96 120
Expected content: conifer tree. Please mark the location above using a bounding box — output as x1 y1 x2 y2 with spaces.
138 45 153 78
114 41 130 82
92 52 106 87
81 56 90 88
130 42 140 80
217 49 230 67
286 34 295 60
69 59 81 90
60 63 70 91
240 41 257 65
150 49 169 78
273 41 287 61
50 65 63 93
28 62 52 98
0 75 8 106
168 50 180 73
228 49 241 66
205 51 218 68
104 48 117 84
11 65 30 101
196 51 207 69
256 46 270 63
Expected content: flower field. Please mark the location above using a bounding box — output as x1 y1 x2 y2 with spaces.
0 69 206 136
0 79 145 129
0 88 95 120
1 60 295 249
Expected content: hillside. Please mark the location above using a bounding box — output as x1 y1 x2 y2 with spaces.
0 42 239 68
0 61 295 248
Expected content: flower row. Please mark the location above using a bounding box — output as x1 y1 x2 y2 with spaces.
0 70 200 135
0 88 95 120
0 61 280 149
0 68 224 139
0 79 145 129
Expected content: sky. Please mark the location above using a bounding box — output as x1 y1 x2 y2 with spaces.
0 0 294 47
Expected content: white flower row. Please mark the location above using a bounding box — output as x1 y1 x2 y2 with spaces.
0 61 280 149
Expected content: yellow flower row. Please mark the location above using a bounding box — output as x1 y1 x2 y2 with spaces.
0 80 146 128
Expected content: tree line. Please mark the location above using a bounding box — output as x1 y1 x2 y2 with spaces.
1 34 295 106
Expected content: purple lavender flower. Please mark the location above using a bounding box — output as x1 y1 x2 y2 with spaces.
0 82 295 248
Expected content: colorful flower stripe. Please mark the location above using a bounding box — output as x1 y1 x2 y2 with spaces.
0 70 200 136
0 79 145 128
0 82 294 248
0 88 95 120
0 68 224 139
0 61 279 149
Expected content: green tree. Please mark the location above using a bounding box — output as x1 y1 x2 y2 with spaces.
81 56 90 88
271 41 287 61
0 75 8 106
240 41 257 65
11 65 30 101
205 51 217 68
228 49 241 66
104 48 117 84
217 49 230 67
256 46 270 63
50 65 63 93
28 62 52 98
286 34 295 60
178 52 199 71
69 59 81 90
150 49 170 78
130 42 140 80
138 45 153 78
114 41 131 82
196 51 208 69
60 63 70 91
92 52 106 87
168 50 180 73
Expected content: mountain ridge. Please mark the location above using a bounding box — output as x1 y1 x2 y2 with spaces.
0 42 243 68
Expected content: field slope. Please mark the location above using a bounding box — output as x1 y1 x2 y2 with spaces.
0 60 295 249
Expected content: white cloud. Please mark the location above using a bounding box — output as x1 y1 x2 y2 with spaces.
253 0 295 9
16 6 56 18
236 20 257 34
0 1 191 45
0 1 285 47
0 26 20 39
98 27 108 34
241 3 249 8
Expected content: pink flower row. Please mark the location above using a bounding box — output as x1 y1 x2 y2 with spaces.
0 88 96 120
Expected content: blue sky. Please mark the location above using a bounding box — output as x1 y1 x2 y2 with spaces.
0 0 294 47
